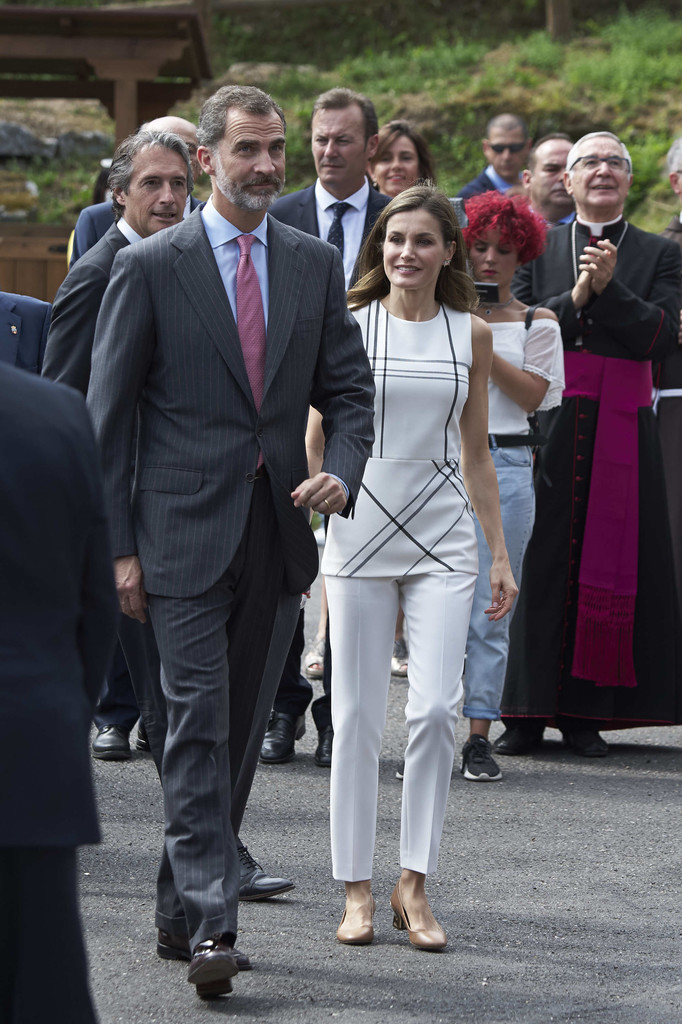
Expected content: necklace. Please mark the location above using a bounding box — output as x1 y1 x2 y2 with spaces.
482 296 514 316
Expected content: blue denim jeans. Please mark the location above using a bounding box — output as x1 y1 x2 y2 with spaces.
462 445 535 720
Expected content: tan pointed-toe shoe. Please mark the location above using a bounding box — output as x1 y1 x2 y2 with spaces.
390 882 446 951
336 897 376 945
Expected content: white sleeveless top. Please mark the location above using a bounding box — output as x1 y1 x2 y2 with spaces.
488 318 564 434
323 300 478 578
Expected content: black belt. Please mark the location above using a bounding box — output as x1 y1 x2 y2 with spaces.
488 433 546 448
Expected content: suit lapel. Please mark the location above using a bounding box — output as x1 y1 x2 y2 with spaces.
264 219 305 400
0 294 19 366
363 188 388 239
298 187 319 236
171 215 253 404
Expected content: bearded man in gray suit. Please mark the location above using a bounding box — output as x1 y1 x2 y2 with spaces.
87 85 374 999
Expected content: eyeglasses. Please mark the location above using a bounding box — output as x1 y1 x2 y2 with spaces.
488 142 527 154
569 155 631 173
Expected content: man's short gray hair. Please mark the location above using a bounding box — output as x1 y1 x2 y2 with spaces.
565 131 632 179
109 130 193 220
666 137 682 175
197 85 286 151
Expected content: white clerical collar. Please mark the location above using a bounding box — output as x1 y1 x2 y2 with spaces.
201 195 269 250
576 214 624 234
315 178 369 212
117 218 143 245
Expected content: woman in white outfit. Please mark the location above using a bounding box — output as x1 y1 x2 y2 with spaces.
297 186 517 951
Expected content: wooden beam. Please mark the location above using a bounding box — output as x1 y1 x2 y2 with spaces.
0 35 187 67
212 0 357 9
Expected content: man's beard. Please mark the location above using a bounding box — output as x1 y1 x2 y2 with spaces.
214 158 284 211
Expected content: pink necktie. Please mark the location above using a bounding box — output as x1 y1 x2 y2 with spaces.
236 233 266 412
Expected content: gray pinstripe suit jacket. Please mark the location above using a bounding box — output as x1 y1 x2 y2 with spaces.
87 209 375 599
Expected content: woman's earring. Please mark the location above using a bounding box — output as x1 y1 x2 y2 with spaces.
442 259 451 266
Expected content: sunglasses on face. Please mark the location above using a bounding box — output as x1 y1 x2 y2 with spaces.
488 142 527 154
569 155 631 173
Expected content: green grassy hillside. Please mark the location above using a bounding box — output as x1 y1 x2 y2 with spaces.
3 5 682 230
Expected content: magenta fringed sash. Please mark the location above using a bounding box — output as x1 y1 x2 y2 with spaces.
563 352 653 687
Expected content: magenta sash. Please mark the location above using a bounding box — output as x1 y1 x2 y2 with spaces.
563 352 652 687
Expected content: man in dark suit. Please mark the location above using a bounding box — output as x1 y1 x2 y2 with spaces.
69 115 203 266
500 131 682 758
87 84 375 998
266 86 389 766
270 87 388 289
0 364 119 1024
46 126 290 908
0 290 50 372
457 113 532 200
43 128 191 761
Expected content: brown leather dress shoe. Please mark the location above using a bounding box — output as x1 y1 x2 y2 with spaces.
187 937 239 998
157 929 252 970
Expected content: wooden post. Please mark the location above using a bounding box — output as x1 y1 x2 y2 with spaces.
546 0 572 41
113 77 138 144
194 0 211 34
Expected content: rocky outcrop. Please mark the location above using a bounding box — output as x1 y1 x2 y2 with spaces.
0 122 110 161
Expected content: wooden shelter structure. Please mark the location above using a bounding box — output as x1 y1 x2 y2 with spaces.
0 4 212 143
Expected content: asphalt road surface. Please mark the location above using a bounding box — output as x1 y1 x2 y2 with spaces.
81 570 682 1024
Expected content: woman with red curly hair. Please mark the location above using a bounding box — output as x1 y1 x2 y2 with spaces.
458 191 564 783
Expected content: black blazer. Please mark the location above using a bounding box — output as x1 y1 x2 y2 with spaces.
0 365 118 847
456 169 496 200
269 183 389 280
43 222 130 395
70 195 203 267
512 219 681 364
0 290 51 373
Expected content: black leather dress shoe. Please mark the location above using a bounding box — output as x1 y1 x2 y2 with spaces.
187 937 239 998
562 729 608 757
157 929 251 970
238 842 294 901
91 725 131 761
259 711 305 763
493 726 543 756
314 726 333 767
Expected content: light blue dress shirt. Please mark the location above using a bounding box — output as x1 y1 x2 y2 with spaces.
200 196 270 327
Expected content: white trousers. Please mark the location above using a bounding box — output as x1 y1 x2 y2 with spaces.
326 570 476 881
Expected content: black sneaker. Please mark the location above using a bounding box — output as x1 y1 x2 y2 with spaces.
460 735 502 781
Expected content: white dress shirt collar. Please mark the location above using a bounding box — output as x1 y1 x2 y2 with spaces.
117 218 143 245
314 177 370 213
201 195 269 250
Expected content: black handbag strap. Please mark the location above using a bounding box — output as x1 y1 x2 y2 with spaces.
523 305 547 447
